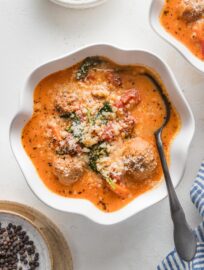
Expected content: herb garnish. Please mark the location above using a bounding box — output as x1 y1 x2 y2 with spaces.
104 176 116 190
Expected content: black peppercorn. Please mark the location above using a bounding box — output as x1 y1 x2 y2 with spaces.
0 223 40 269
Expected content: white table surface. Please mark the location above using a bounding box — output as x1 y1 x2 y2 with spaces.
0 0 204 269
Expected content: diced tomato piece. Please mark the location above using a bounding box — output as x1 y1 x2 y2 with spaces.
121 89 141 106
114 100 124 109
115 89 141 109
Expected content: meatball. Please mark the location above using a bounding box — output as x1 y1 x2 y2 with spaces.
181 8 203 22
122 137 157 180
179 0 204 23
53 156 85 185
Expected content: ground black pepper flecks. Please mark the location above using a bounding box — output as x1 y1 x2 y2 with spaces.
0 222 40 270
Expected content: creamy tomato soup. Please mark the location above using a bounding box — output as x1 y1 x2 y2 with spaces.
161 0 204 60
22 57 180 212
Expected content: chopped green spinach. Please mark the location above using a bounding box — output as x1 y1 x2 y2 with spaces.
95 102 113 124
97 102 113 116
88 143 116 190
60 112 80 123
88 143 108 173
61 112 82 139
60 112 72 119
76 56 102 80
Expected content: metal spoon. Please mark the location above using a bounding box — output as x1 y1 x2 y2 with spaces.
142 72 197 262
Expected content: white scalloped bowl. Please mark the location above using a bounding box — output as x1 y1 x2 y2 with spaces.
9 44 195 225
150 0 204 73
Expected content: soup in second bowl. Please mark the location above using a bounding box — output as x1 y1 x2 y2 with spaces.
161 0 204 60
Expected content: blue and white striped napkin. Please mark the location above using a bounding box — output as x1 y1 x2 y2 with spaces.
158 161 204 270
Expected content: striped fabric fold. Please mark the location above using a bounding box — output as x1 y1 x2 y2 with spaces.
157 161 204 270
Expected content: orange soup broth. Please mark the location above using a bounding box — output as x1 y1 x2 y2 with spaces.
22 59 180 212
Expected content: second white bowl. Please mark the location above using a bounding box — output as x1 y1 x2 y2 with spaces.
149 0 204 73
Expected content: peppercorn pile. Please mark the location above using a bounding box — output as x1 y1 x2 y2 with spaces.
0 222 40 270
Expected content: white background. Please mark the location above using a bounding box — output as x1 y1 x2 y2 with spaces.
0 0 204 269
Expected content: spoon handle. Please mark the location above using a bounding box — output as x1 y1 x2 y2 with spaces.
155 130 197 261
155 130 182 213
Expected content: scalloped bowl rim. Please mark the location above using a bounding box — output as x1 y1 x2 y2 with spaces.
149 0 204 73
9 44 195 225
